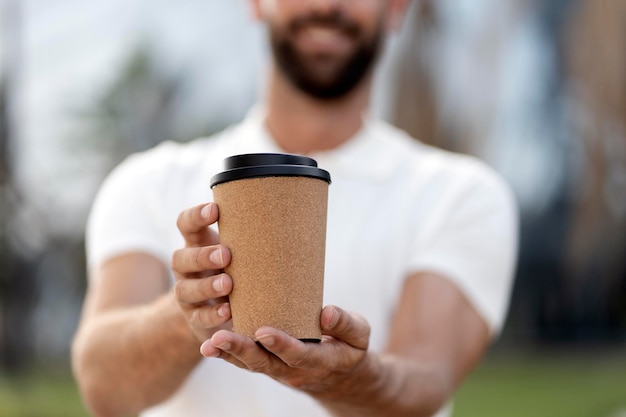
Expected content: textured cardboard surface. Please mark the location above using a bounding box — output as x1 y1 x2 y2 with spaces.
213 176 328 341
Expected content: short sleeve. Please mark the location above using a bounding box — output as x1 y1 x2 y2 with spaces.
86 152 170 276
407 162 519 335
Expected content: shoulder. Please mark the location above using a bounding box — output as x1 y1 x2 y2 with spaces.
370 119 514 205
104 123 244 189
112 137 215 178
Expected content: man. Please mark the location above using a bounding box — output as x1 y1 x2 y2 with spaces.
72 1 517 416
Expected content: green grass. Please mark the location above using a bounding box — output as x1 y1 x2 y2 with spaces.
453 351 626 417
0 368 88 417
0 352 625 417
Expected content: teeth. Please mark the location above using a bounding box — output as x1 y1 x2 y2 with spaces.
306 27 342 42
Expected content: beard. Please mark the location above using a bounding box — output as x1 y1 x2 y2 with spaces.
269 10 384 100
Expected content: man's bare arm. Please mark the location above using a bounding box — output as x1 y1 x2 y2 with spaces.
72 253 202 417
72 203 233 417
320 271 491 416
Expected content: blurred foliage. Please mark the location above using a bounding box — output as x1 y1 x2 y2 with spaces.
67 45 185 178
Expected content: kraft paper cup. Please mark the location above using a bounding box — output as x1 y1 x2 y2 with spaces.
210 153 331 342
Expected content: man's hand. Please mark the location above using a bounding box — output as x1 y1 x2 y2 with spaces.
171 202 234 342
199 305 385 403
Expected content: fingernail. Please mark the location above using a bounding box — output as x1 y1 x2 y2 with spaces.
217 341 231 351
212 276 224 292
210 247 223 265
201 204 213 219
201 341 220 358
217 303 230 318
256 334 275 347
328 307 340 329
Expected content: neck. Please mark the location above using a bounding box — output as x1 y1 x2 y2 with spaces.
263 64 371 155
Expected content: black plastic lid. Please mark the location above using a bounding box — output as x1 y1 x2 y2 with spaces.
210 153 331 188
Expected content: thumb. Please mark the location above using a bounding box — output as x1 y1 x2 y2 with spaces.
321 305 370 350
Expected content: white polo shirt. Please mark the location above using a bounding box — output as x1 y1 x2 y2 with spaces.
87 108 518 417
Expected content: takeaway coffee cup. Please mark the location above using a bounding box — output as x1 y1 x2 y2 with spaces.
210 153 331 342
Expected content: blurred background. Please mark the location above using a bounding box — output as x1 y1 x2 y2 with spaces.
0 0 625 416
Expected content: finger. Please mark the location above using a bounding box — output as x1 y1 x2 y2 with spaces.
254 327 359 371
208 330 286 376
171 245 230 276
188 303 231 329
199 340 246 369
320 305 370 350
254 328 316 368
174 274 232 304
176 203 220 247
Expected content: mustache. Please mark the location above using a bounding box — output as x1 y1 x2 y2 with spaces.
289 11 361 37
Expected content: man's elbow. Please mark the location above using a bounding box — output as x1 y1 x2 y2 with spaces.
71 334 132 417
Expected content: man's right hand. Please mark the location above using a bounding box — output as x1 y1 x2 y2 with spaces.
171 202 233 342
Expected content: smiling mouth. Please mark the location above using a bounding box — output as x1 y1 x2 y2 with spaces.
302 26 348 43
290 11 360 38
284 12 361 57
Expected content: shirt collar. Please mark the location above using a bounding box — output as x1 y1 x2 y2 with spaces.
239 106 399 182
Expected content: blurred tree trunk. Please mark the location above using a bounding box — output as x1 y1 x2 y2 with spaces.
0 66 15 371
387 0 442 149
564 0 626 335
386 0 528 155
1 0 35 371
0 0 17 369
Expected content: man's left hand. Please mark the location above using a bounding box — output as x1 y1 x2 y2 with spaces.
200 305 379 400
